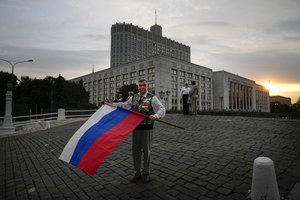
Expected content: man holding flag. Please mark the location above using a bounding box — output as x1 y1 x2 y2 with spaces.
116 79 166 183
59 79 165 183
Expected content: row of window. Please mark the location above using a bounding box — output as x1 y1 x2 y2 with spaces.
171 69 212 82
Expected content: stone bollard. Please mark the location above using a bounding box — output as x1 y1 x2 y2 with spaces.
57 109 66 121
41 121 50 130
251 157 280 200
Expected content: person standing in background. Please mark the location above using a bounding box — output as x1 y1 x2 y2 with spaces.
189 81 199 115
180 83 190 115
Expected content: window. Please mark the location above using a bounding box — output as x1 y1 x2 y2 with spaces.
148 67 155 74
180 71 185 77
130 79 137 84
171 68 177 75
139 70 145 76
116 75 121 80
130 71 136 77
148 83 155 89
109 77 114 82
148 75 155 81
123 73 128 79
187 73 192 78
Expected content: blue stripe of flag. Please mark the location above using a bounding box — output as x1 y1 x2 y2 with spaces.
70 107 130 166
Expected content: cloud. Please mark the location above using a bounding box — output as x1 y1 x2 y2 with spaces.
0 45 110 80
79 34 109 41
207 50 300 84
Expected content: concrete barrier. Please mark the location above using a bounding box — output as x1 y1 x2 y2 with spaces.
57 109 65 120
251 157 280 200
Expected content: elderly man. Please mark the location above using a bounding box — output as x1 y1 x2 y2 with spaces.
114 79 165 183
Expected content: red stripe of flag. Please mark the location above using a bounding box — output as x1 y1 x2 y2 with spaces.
77 113 144 175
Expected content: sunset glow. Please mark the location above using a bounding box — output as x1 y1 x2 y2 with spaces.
262 83 300 103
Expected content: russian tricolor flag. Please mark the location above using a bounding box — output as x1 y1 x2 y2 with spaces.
59 104 145 175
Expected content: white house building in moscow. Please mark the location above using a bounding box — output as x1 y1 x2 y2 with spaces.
71 22 269 112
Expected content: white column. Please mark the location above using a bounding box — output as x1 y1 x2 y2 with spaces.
238 84 241 110
0 90 15 135
241 86 244 110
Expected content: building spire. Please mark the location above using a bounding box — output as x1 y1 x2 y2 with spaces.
155 9 157 24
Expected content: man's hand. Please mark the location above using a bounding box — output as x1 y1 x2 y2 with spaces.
149 115 158 120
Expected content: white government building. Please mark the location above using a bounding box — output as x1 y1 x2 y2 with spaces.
71 22 270 112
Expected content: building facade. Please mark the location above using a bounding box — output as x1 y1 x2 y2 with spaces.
110 22 191 67
72 22 270 112
270 95 291 106
213 71 270 112
72 55 213 111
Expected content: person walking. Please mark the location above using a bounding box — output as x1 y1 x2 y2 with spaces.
113 79 165 183
180 83 190 115
189 81 199 115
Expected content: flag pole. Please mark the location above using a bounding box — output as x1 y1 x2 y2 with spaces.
104 102 185 130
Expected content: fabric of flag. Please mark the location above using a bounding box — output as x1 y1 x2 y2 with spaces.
59 104 145 175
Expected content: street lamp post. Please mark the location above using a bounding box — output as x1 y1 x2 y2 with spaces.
0 58 33 135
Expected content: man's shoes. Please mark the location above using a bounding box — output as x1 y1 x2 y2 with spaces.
130 175 141 183
141 175 150 183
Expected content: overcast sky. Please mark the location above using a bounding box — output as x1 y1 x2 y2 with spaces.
0 0 300 102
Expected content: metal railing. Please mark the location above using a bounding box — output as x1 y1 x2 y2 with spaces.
1 109 98 128
65 109 97 119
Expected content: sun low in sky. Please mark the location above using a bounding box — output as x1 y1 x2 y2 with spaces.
262 82 300 103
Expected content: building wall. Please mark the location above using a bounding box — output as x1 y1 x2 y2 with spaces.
255 84 270 112
110 22 191 68
270 95 291 106
72 55 213 111
213 71 270 112
72 22 270 113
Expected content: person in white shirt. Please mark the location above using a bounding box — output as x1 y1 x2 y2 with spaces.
180 83 191 115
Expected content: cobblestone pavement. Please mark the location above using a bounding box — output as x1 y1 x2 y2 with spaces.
1 114 300 200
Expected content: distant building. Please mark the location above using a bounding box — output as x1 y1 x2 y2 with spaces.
72 22 270 112
213 71 270 112
270 95 291 106
110 22 191 67
72 54 213 111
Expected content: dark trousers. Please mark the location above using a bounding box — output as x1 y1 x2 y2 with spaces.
182 94 189 114
132 129 153 176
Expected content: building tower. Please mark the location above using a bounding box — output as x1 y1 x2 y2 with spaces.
110 22 191 68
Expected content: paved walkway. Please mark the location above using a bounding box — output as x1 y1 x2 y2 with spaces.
1 114 300 199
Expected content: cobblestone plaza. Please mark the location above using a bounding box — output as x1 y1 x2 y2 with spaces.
1 114 299 199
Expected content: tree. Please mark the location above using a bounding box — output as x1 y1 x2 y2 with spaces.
1 73 95 116
0 71 17 115
118 83 138 101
